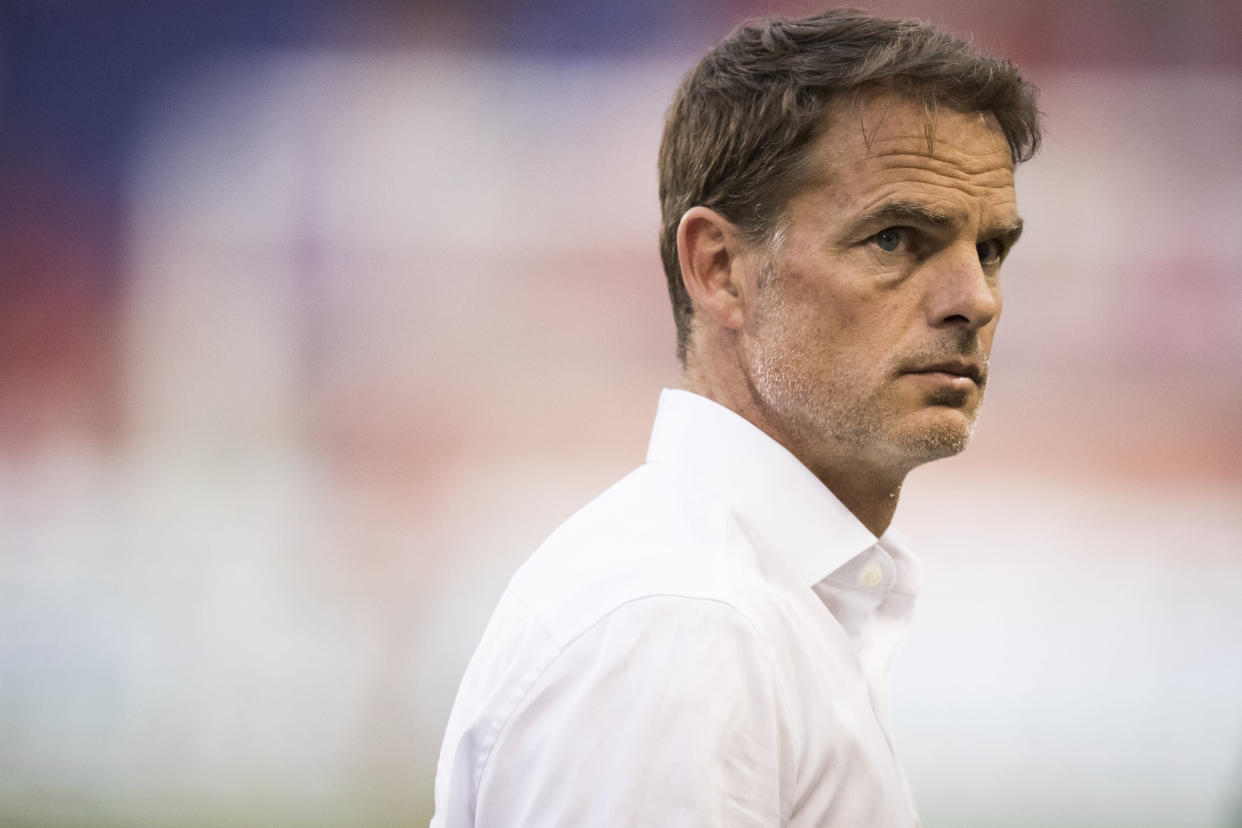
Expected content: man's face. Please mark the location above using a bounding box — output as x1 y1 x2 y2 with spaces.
741 91 1022 476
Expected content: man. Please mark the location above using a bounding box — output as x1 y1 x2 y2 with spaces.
433 9 1040 826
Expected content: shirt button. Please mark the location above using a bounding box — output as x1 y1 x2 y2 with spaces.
858 564 884 588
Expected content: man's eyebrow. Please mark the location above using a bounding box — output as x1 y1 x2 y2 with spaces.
855 199 1025 244
989 216 1025 246
856 200 957 230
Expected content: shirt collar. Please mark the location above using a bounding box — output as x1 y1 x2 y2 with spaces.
645 388 882 587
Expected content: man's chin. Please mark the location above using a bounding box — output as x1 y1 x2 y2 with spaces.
892 407 979 463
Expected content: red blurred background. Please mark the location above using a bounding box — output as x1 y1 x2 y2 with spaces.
2 2 1240 825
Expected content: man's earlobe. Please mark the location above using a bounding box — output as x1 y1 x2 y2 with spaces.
677 206 746 331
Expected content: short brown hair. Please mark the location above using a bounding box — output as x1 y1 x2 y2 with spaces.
658 9 1042 363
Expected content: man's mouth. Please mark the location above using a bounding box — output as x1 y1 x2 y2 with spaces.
901 359 985 389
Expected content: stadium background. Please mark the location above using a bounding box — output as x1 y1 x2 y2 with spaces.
2 1 1240 825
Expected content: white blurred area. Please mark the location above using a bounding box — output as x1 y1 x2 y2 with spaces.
3 50 1241 827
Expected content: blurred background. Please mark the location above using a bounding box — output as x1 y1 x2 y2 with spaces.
2 0 1240 825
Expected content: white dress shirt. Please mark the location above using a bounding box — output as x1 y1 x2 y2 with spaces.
432 389 923 827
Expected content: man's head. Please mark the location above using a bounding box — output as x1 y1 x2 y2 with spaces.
659 10 1041 492
659 10 1041 361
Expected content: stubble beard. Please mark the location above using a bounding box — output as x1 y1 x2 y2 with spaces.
748 317 988 472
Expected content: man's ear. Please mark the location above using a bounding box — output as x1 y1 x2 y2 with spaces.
676 206 749 332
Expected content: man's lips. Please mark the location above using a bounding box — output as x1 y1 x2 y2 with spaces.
902 360 984 385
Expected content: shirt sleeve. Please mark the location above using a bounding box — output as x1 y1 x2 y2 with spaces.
472 594 795 827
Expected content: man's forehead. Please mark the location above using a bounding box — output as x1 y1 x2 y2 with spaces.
782 91 1021 236
784 91 1016 216
812 90 1013 173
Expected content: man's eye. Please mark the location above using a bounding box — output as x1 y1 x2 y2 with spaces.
872 228 905 252
977 239 1004 265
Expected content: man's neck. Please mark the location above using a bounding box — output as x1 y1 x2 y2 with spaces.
682 362 907 538
807 465 903 538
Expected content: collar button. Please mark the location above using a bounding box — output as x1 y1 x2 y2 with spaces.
858 564 885 588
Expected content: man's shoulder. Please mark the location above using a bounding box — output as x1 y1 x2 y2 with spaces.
506 462 780 648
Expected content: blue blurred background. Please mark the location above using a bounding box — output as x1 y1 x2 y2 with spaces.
3 1 1241 825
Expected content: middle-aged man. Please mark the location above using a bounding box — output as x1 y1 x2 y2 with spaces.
433 9 1041 827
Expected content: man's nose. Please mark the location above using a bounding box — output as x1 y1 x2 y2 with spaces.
924 243 1001 330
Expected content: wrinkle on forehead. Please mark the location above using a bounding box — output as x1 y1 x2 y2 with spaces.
860 155 1016 193
853 157 1018 221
